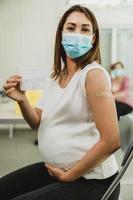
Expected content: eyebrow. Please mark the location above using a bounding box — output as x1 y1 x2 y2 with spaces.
66 22 91 27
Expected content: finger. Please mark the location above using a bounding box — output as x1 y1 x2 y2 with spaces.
3 82 18 90
46 165 55 172
46 166 61 177
47 165 65 172
5 87 15 95
6 78 22 84
47 169 59 179
6 77 22 84
45 165 55 177
46 165 57 174
47 169 54 177
9 74 22 79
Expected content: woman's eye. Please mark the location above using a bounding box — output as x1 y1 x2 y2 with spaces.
67 27 75 31
82 29 90 32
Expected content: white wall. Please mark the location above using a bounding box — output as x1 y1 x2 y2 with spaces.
0 0 66 89
0 1 133 89
90 6 133 28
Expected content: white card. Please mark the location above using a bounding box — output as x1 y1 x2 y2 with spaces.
19 68 50 90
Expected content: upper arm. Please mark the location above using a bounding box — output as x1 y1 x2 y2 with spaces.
85 69 120 143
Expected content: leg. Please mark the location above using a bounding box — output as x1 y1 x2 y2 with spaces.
34 139 38 145
11 176 120 200
0 162 55 200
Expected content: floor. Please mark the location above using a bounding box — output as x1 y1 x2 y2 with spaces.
0 128 42 176
0 128 133 200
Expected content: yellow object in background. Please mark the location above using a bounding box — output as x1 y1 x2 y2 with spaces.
15 90 43 115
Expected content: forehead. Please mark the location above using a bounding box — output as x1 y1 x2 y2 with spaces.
65 11 92 26
115 64 122 68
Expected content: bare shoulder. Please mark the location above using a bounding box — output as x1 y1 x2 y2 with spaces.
86 68 111 92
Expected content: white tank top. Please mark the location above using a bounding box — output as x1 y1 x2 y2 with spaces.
37 62 118 179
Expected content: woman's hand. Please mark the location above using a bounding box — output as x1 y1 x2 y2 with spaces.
45 164 77 183
3 75 25 102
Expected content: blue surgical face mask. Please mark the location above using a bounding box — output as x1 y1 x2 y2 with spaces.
61 33 93 59
111 68 126 78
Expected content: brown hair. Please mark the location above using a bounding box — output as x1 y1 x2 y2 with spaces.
51 4 101 80
110 61 124 70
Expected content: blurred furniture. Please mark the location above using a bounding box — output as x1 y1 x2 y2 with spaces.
0 91 42 138
101 114 133 200
0 100 28 139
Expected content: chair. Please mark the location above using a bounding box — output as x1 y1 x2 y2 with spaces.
101 113 133 200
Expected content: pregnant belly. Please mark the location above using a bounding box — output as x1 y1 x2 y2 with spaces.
38 137 85 169
38 123 99 169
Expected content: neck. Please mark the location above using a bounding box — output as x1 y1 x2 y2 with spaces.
66 57 77 76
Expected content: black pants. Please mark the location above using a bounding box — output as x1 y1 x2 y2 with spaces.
115 101 133 121
0 162 120 200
